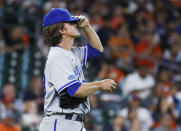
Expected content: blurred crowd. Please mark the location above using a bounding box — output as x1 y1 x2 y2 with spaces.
0 0 181 131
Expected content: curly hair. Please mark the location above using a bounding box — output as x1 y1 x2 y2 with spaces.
43 22 65 46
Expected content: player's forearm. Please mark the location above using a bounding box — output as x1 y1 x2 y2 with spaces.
74 81 102 97
83 24 104 52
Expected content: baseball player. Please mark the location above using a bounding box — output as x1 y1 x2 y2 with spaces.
39 8 117 131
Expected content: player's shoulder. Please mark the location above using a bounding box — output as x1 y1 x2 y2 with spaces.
51 46 72 55
47 47 72 61
71 46 81 52
71 46 85 55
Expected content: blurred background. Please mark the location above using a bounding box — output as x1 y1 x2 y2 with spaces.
0 0 181 131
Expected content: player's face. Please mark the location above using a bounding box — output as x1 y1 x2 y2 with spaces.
63 22 80 38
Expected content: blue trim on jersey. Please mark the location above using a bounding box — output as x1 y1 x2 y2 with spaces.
58 80 78 93
83 46 87 67
54 119 57 131
83 44 103 67
43 75 46 96
66 82 82 97
87 44 103 61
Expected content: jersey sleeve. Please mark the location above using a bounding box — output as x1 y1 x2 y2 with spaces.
72 43 103 67
51 55 80 94
66 82 82 97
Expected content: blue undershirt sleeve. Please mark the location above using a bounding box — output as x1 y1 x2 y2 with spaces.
66 82 82 97
87 44 103 61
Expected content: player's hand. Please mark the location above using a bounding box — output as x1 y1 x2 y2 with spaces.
100 79 117 93
72 15 90 28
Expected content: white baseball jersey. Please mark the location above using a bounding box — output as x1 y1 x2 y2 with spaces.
43 46 90 115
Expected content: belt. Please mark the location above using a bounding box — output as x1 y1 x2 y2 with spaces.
47 114 85 122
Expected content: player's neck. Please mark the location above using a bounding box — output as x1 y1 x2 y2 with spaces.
57 37 74 51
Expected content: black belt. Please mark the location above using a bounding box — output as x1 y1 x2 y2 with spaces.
47 114 85 122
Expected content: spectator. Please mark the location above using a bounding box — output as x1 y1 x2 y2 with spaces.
3 25 29 54
86 94 103 131
22 0 42 35
89 14 104 32
0 109 21 131
134 8 149 26
96 60 124 84
155 69 172 97
152 97 178 130
122 65 155 99
131 23 147 44
102 113 127 131
2 0 20 25
170 83 181 128
24 76 44 114
135 29 162 69
120 95 153 131
152 113 176 131
163 32 181 64
97 16 115 47
22 101 42 127
108 24 134 70
2 83 23 124
43 0 66 13
110 6 124 30
129 118 142 131
154 11 167 41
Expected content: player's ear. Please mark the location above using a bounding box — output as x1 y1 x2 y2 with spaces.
59 23 67 35
59 28 66 35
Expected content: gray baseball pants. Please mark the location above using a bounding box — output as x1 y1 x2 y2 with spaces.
39 115 86 131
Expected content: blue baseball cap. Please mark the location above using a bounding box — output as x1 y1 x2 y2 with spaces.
43 8 80 27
